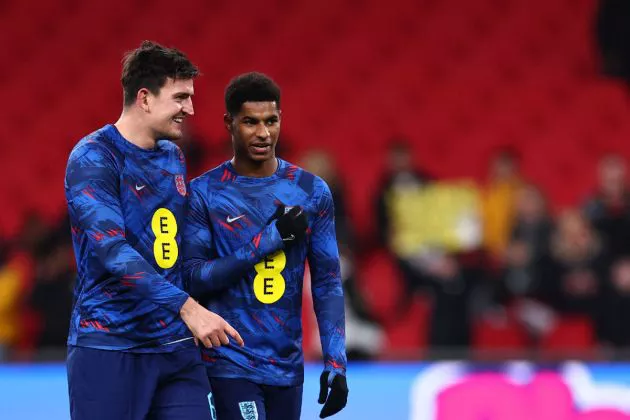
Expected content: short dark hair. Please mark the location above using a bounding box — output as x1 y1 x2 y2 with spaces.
121 40 200 106
224 72 281 116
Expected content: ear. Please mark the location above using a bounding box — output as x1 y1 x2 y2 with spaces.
136 88 151 112
223 113 233 133
278 109 282 123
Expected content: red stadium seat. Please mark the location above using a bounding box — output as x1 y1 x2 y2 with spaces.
473 314 529 353
540 315 596 357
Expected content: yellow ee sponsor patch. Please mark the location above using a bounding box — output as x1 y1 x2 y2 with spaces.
151 208 178 269
253 250 287 304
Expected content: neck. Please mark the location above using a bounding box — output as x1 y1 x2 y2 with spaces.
114 111 157 150
231 155 278 177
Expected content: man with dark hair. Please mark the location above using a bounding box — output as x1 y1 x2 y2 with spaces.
64 40 243 420
183 72 348 419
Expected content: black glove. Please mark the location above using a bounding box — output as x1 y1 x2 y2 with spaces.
318 371 348 418
275 206 308 243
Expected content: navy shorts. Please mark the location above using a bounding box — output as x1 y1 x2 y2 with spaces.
67 346 215 420
209 377 302 420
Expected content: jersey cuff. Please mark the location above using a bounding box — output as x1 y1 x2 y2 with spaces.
168 290 190 314
248 223 284 263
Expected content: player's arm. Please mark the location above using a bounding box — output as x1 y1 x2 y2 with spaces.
66 145 189 314
182 185 285 297
308 182 349 418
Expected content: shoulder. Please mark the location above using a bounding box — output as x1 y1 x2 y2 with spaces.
68 126 121 169
278 159 331 204
277 159 316 191
191 162 230 187
312 176 333 208
189 162 231 196
158 140 187 171
157 139 183 158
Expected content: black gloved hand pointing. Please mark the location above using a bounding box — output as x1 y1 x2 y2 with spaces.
275 206 308 243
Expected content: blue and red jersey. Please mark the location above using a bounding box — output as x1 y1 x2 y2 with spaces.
183 159 347 386
65 124 192 352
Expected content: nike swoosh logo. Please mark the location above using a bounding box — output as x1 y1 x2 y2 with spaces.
135 184 146 191
283 234 296 241
226 215 245 223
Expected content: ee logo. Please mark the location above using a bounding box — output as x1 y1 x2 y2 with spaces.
253 251 287 304
151 208 178 269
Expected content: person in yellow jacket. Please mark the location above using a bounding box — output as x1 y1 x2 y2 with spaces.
481 149 523 261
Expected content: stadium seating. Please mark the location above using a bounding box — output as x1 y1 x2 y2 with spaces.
3 0 626 353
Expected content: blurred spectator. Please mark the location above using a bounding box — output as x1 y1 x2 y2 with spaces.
28 219 74 352
375 141 432 311
495 184 552 305
481 148 523 262
302 150 383 360
0 214 49 360
376 141 431 247
301 150 354 250
375 141 484 349
537 211 608 339
424 250 483 350
599 257 630 347
583 154 630 259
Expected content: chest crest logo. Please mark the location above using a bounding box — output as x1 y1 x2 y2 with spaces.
175 174 186 197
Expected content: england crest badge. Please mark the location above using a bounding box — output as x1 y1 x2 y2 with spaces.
175 174 186 197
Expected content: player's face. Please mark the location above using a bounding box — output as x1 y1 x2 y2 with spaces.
227 102 281 162
146 78 195 140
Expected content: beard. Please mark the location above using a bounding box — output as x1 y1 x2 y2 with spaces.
153 120 184 141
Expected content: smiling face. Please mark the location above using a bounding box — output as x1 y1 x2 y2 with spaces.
141 77 194 141
225 101 281 164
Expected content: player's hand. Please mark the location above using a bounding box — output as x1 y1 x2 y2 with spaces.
179 297 244 348
318 371 348 418
275 206 308 243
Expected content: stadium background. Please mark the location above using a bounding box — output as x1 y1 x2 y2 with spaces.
3 0 630 418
